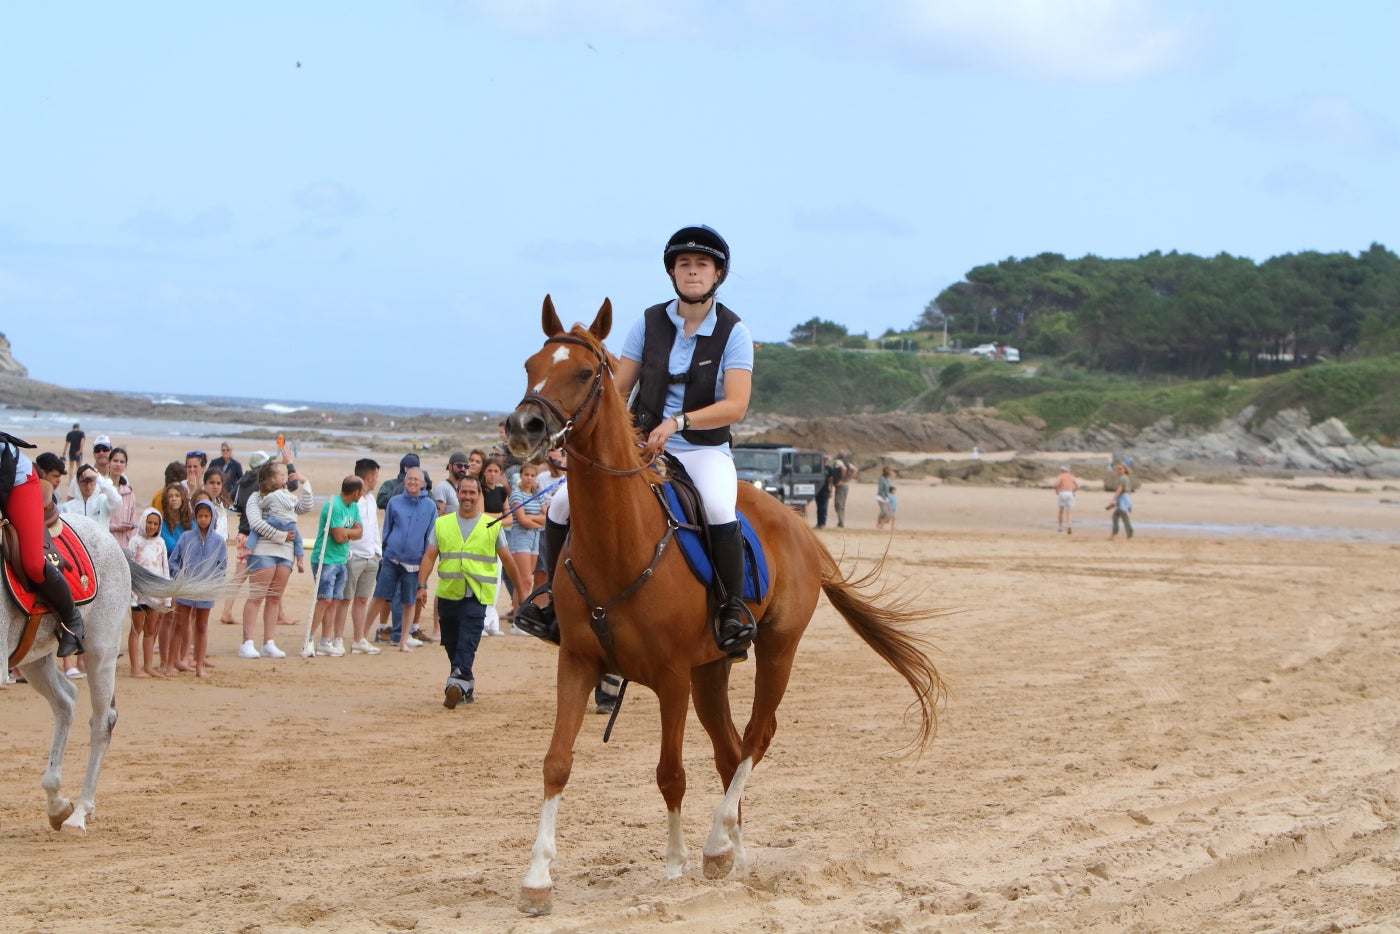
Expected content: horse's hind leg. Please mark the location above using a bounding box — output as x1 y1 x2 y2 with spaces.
520 650 599 916
65 639 119 836
17 653 79 832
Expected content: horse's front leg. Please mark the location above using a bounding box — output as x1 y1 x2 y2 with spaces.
519 650 599 916
654 674 693 880
18 653 79 832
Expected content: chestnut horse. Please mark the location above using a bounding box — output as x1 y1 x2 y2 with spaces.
505 296 947 915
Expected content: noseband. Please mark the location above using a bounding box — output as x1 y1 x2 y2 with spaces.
516 336 655 477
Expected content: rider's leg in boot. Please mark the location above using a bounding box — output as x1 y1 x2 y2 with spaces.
40 562 86 657
710 520 754 659
515 519 568 645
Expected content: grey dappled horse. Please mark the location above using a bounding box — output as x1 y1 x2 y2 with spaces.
4 514 232 836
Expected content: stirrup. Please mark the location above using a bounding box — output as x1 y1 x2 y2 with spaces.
713 600 755 661
514 588 559 645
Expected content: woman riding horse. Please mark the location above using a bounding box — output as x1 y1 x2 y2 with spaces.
1 432 86 657
516 224 756 658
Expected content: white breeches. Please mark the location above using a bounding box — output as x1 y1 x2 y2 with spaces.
546 446 738 526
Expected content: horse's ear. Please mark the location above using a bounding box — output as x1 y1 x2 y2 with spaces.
542 295 565 337
588 298 613 341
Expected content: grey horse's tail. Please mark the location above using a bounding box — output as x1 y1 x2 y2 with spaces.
127 555 248 606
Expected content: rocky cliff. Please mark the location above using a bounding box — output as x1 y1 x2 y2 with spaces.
0 332 27 378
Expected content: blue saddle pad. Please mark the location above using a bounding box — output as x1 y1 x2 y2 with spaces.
662 484 769 602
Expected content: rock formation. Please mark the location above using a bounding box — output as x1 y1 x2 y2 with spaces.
0 332 27 378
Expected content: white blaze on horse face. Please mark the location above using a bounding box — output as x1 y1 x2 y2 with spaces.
551 346 571 364
532 378 547 393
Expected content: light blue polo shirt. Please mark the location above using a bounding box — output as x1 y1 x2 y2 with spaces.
620 301 753 454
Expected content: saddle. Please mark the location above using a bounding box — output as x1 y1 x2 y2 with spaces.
651 456 769 603
1 485 98 667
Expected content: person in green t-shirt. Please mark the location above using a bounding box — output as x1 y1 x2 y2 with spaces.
306 476 364 657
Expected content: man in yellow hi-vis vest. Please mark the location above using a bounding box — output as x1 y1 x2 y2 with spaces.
417 473 527 708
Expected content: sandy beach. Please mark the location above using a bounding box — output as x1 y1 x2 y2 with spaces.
3 432 1400 931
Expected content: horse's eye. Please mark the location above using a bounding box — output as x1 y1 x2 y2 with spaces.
576 367 593 383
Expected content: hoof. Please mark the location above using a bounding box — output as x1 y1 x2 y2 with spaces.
703 848 734 879
58 818 87 838
518 885 553 916
47 801 75 832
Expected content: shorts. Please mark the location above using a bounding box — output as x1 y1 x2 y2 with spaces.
345 555 381 600
1057 491 1075 508
246 553 293 572
313 562 349 600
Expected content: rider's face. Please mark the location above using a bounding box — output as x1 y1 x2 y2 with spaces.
670 253 719 302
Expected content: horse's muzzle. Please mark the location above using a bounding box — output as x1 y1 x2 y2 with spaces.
505 406 552 459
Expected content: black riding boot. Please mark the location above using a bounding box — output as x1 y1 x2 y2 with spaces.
515 519 568 645
710 521 755 659
39 562 86 657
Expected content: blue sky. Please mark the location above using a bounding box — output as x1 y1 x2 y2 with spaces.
3 1 1397 412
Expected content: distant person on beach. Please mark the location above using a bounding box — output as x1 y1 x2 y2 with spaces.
168 499 226 678
1054 465 1080 534
307 476 364 659
151 461 186 508
480 458 513 637
1107 461 1134 540
184 450 208 494
434 452 470 516
60 463 119 528
68 434 112 501
158 483 194 555
126 508 170 678
417 472 526 708
506 461 545 633
375 465 435 651
106 447 139 548
346 458 384 655
34 451 66 491
875 465 898 530
210 443 243 492
239 461 314 660
831 451 857 528
222 450 271 627
64 424 84 473
813 453 832 529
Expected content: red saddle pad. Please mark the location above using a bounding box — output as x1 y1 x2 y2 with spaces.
4 521 99 614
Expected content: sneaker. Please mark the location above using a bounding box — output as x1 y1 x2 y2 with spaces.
404 635 424 648
351 639 381 655
261 641 286 659
332 638 346 655
314 639 344 658
238 640 260 659
509 625 527 636
444 683 464 709
594 701 615 715
374 626 392 644
301 640 317 658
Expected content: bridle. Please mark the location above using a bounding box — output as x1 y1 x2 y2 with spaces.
515 334 657 478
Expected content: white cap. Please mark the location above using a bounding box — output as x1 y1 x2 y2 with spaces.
93 435 112 449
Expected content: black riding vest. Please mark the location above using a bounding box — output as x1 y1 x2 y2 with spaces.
631 302 739 447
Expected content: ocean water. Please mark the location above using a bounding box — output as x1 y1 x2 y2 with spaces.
0 390 503 442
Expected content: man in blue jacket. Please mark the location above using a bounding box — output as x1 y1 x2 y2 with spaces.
374 467 436 649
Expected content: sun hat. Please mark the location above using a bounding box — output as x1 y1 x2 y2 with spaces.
248 450 272 469
93 435 112 450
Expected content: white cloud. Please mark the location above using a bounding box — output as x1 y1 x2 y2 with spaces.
1220 95 1398 151
883 0 1204 80
293 181 365 218
120 206 233 241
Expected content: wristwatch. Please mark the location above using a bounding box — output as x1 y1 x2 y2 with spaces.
417 583 428 590
674 413 689 432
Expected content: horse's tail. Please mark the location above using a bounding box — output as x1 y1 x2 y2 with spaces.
127 554 247 608
818 546 948 752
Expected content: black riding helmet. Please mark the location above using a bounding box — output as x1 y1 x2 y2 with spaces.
664 225 729 303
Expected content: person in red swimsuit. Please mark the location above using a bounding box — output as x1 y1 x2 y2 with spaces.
2 432 85 656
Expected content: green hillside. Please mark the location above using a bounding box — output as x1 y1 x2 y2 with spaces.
749 346 1400 445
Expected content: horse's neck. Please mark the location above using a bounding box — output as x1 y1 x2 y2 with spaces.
565 398 658 541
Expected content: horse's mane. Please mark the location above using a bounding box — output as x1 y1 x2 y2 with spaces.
561 322 649 474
